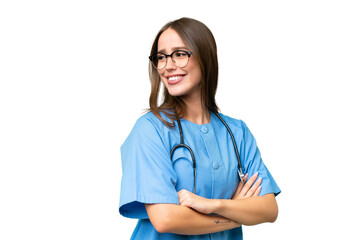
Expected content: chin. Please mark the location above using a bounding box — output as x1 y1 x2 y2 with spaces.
167 90 184 97
165 86 183 97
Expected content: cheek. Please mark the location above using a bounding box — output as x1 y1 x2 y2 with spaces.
187 60 202 84
158 71 167 83
190 68 202 85
157 70 163 78
159 75 167 84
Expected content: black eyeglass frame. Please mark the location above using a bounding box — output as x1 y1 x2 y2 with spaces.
149 50 193 69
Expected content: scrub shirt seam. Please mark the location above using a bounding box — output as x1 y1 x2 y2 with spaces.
144 116 171 156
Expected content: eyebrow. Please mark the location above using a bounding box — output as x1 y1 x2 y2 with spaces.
157 46 190 53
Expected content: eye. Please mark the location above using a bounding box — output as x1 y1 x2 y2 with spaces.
156 53 166 61
174 51 187 58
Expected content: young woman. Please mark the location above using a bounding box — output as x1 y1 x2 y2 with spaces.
119 17 281 239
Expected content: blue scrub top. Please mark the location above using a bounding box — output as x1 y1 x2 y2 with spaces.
119 111 281 240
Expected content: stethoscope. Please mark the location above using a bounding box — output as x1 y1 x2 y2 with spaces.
170 112 245 193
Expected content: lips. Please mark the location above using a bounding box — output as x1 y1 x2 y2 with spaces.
166 74 186 85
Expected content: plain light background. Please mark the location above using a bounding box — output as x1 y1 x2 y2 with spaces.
1 0 359 239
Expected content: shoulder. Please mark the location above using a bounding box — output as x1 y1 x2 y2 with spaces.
217 113 259 146
134 111 171 132
121 111 170 149
126 111 172 142
217 112 249 134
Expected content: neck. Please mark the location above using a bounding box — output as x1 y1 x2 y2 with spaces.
181 94 210 125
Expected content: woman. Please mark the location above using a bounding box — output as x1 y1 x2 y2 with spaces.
119 17 280 239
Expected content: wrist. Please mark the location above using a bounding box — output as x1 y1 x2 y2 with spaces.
234 221 242 228
211 199 223 214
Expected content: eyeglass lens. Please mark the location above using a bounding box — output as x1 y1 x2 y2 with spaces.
153 50 190 69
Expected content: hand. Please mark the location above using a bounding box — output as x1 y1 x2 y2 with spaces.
232 172 262 200
178 189 215 215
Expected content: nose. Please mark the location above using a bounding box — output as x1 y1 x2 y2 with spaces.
165 56 177 70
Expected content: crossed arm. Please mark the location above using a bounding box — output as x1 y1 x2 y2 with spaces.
145 173 278 235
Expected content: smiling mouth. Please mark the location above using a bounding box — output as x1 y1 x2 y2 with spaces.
167 75 185 85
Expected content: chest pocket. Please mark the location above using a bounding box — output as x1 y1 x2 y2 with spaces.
171 146 195 192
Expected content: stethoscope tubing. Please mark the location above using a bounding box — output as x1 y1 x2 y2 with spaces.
170 112 244 194
213 112 245 182
170 142 196 192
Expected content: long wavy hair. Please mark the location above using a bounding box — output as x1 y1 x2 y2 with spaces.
147 17 219 128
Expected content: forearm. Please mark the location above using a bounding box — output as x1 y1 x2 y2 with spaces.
145 203 241 235
212 194 278 226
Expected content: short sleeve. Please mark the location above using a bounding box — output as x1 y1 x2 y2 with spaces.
119 116 179 219
240 121 281 197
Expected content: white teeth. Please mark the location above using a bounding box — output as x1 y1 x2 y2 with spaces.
168 76 183 81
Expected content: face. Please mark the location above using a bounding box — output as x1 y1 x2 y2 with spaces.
157 28 202 99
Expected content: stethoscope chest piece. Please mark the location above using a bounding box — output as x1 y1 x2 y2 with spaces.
238 170 245 183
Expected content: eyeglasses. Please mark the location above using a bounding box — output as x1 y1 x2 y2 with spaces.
149 50 193 70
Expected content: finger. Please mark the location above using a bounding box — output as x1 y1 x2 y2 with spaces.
232 174 248 199
178 189 198 206
178 193 184 204
239 172 258 196
178 189 188 204
178 189 187 195
254 186 262 196
179 194 190 206
242 173 249 182
178 189 189 199
244 177 262 198
178 192 182 202
178 194 183 204
233 173 248 195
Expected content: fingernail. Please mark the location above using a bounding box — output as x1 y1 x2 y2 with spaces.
257 177 262 182
255 172 258 176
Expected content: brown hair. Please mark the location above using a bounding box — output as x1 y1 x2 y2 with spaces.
147 17 219 128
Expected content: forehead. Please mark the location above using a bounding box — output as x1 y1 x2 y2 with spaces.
158 28 187 53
